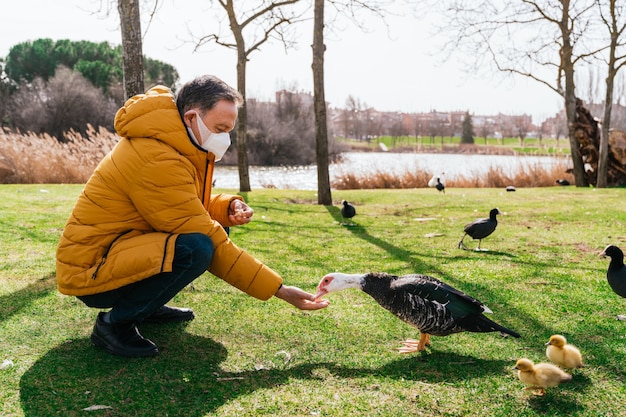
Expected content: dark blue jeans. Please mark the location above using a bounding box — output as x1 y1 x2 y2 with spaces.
78 233 214 324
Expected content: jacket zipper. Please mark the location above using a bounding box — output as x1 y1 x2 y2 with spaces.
92 230 133 279
161 234 175 271
201 155 214 209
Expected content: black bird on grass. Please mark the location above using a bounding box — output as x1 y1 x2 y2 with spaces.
458 208 501 251
556 179 570 186
600 245 626 320
435 178 445 193
428 175 446 194
340 200 356 225
313 272 521 353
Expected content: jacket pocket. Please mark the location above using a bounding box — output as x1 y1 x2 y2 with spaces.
92 230 133 279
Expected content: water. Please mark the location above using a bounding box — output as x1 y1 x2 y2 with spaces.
212 152 569 190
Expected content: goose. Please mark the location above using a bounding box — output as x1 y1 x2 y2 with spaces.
314 272 520 353
600 245 626 320
458 208 501 251
340 200 356 225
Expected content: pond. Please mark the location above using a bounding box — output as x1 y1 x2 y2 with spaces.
212 152 570 190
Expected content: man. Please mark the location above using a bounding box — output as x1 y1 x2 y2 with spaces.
56 75 329 357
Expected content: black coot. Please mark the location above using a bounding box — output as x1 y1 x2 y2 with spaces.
458 208 501 251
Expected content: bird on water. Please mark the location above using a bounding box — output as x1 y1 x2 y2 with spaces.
340 200 356 225
600 244 626 320
458 208 501 251
314 272 520 353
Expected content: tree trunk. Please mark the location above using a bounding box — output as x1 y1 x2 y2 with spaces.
235 52 251 192
117 0 144 99
312 0 332 205
560 1 587 187
597 0 621 189
223 0 251 193
598 73 614 188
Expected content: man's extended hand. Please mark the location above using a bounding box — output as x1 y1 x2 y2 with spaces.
274 285 330 310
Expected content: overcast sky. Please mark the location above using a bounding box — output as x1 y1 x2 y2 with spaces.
0 0 565 123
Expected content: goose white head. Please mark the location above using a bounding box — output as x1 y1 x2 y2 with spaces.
313 273 366 300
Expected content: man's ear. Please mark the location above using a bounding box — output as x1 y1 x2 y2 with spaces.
182 110 197 128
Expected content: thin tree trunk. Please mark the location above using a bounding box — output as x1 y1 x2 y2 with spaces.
223 0 251 192
235 53 251 192
560 1 587 187
312 0 331 205
598 73 614 188
117 0 144 99
598 0 621 189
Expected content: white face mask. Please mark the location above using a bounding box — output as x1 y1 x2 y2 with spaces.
187 111 231 161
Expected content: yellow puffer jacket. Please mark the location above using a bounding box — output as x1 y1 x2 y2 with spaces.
56 86 282 300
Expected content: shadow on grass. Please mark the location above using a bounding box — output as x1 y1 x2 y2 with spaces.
322 202 626 389
522 373 592 415
0 273 55 323
20 325 519 417
326 351 513 382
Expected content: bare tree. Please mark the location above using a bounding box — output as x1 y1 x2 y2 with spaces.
512 115 532 146
118 0 145 98
497 114 515 145
195 1 305 192
596 0 626 187
554 110 568 147
312 0 331 204
437 0 601 186
344 95 364 139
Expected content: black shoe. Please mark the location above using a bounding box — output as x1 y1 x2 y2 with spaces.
91 312 158 357
142 305 195 324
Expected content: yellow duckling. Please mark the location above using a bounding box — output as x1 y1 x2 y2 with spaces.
514 358 572 395
546 334 583 371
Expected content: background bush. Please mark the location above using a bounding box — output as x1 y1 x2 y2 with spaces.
7 67 119 139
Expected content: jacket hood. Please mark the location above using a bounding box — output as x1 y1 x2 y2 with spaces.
114 85 200 157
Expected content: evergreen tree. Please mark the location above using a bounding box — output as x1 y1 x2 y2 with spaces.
4 39 178 93
461 111 475 144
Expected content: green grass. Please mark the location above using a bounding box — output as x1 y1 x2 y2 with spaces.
1 184 626 417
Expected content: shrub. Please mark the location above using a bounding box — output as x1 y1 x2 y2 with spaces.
221 91 347 167
7 66 118 140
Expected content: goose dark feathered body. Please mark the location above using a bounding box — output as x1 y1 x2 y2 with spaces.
361 272 520 337
602 245 626 298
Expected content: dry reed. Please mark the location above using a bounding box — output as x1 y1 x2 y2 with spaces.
332 158 574 189
0 126 119 184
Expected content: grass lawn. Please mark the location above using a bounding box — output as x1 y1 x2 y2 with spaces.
1 184 625 417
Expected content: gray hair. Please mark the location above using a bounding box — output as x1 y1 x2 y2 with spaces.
176 75 243 118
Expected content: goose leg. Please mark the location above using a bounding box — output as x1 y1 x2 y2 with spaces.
396 333 431 353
